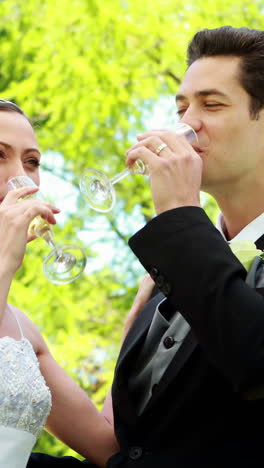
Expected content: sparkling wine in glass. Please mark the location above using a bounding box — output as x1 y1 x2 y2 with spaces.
79 122 197 212
7 176 87 285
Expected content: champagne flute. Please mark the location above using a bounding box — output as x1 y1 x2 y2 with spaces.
7 175 87 285
79 122 197 212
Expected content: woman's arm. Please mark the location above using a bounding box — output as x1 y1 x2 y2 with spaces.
36 333 119 468
0 187 59 323
37 275 154 463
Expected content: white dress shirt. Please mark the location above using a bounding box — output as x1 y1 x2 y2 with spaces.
216 212 264 243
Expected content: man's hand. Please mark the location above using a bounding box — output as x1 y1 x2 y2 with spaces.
126 129 202 215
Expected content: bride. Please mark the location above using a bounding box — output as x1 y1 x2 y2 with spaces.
0 99 154 468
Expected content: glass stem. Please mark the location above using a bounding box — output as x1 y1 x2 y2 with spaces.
110 168 131 185
42 230 61 257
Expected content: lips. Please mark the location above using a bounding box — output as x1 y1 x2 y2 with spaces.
193 146 203 154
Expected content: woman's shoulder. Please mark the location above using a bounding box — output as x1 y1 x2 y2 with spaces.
7 303 46 355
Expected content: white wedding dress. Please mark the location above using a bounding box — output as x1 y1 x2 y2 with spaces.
0 311 52 468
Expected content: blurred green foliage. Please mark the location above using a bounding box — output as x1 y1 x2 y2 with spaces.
1 0 263 458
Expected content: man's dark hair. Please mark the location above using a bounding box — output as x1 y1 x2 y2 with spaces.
187 26 264 119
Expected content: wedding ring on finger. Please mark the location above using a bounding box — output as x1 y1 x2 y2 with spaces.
155 143 168 155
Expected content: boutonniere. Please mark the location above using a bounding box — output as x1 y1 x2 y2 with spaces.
229 240 263 271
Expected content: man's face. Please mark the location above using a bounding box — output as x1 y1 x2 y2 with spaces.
176 56 264 196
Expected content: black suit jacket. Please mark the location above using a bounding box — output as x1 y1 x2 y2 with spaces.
29 207 264 468
107 207 264 468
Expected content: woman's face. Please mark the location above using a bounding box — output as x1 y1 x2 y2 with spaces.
0 110 41 203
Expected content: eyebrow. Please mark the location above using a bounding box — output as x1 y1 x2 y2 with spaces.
176 88 230 103
0 141 41 156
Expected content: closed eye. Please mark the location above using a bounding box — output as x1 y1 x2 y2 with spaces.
205 103 223 108
176 102 224 117
176 108 187 117
24 158 40 168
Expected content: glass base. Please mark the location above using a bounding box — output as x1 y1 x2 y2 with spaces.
79 169 116 212
43 245 87 285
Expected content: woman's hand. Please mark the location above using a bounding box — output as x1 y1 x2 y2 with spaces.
0 186 60 276
122 274 155 341
126 129 202 215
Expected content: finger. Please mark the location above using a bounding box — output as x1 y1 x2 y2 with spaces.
9 199 60 226
24 199 61 214
126 145 164 169
2 186 39 205
136 129 169 141
27 233 37 243
23 205 57 226
159 130 195 154
1 199 59 219
127 135 175 156
126 136 169 155
130 133 190 160
2 192 61 217
137 129 196 154
40 201 61 214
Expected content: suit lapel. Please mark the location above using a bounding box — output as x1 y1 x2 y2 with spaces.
144 329 197 411
116 292 164 372
115 293 198 421
112 293 164 426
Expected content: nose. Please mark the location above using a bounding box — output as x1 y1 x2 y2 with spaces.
179 103 203 134
5 160 28 182
181 117 202 134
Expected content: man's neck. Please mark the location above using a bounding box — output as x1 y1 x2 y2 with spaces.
204 161 264 240
215 193 264 241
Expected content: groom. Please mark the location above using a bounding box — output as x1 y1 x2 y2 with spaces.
29 26 264 467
